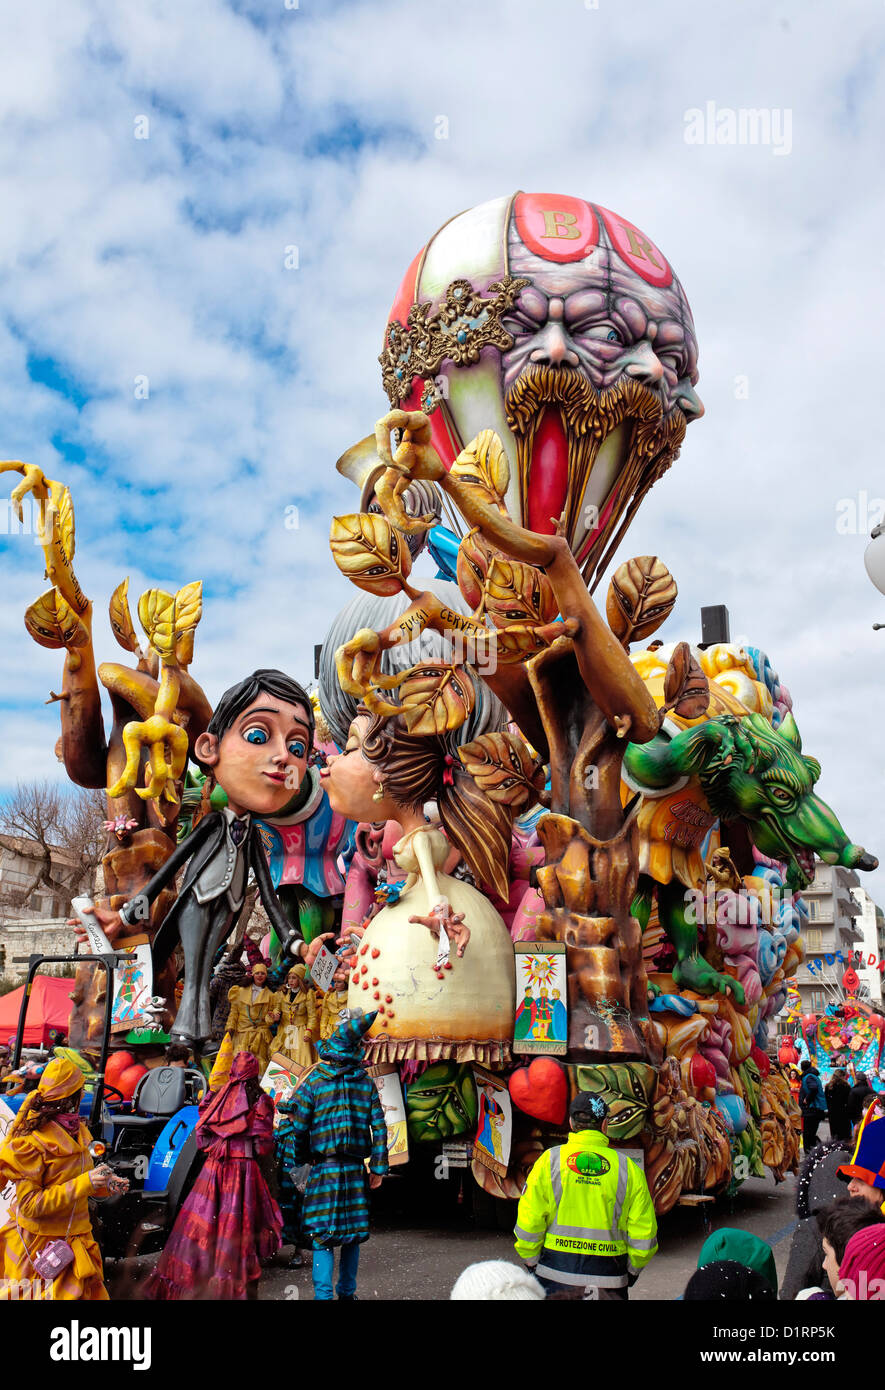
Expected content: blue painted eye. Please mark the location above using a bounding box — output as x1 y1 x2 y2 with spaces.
244 728 267 745
607 329 620 343
288 741 306 759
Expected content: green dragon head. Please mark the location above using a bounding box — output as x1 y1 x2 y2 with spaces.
624 711 877 890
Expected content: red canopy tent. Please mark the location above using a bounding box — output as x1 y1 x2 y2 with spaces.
0 976 73 1048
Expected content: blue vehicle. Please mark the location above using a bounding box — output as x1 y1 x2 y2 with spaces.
3 952 207 1262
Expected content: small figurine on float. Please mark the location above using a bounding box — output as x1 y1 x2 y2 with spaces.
76 670 334 1052
317 987 349 1040
224 960 281 1076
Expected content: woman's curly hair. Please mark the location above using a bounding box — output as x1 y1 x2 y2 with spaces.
358 708 513 898
15 1087 82 1137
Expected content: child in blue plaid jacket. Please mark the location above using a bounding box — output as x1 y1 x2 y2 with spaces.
288 1008 388 1300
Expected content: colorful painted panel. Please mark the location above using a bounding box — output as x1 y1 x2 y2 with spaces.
513 942 567 1055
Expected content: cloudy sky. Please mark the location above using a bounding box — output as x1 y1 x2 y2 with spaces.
1 0 883 904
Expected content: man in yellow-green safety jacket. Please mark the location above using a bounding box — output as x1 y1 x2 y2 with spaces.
514 1091 658 1299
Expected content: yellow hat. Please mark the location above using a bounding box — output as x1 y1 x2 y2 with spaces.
208 1032 234 1092
10 1056 84 1136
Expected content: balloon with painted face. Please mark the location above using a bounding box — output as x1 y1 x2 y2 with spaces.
379 192 703 583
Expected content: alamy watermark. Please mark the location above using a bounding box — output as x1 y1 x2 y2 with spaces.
684 102 792 156
835 491 884 535
0 496 58 543
445 628 498 677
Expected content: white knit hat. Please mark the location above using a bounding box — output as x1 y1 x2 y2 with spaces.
450 1261 546 1301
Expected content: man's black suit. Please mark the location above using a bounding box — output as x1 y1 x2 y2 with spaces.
118 809 303 1048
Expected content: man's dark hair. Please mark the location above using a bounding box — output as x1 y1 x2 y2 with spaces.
800 1060 812 1073
202 670 314 767
819 1197 885 1263
165 1043 191 1065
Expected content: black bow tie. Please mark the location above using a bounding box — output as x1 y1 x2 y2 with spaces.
229 817 249 847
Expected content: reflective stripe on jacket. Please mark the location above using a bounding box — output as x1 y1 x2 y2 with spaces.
514 1130 658 1290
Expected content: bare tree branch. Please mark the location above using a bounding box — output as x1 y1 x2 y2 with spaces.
0 781 106 916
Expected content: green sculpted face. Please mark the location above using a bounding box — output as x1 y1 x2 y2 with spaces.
624 712 877 890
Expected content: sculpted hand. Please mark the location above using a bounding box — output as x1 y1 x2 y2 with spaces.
68 902 125 946
107 711 189 803
408 903 470 957
303 933 335 968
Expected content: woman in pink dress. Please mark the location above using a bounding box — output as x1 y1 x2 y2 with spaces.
143 1050 282 1301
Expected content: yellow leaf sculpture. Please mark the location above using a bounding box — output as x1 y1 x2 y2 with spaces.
329 513 413 596
25 589 89 651
108 579 143 657
107 580 203 803
54 485 75 562
172 579 203 668
456 528 496 609
397 662 475 736
449 430 510 510
137 588 176 659
476 556 561 661
456 731 546 808
606 556 677 649
483 557 557 623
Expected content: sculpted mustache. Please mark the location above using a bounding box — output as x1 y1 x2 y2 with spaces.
502 364 687 584
503 363 674 439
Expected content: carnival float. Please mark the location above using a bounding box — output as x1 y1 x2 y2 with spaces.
792 971 885 1089
1 192 879 1220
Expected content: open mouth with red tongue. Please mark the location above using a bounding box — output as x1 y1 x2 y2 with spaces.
524 408 629 564
507 366 683 579
526 409 570 534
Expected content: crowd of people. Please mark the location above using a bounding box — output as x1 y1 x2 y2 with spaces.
797 1059 875 1151
0 1006 389 1302
452 1092 885 1302
2 1006 884 1302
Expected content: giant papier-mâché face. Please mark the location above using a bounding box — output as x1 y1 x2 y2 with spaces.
380 192 703 584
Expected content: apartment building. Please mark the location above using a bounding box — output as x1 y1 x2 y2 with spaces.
792 863 864 1012
850 886 885 1005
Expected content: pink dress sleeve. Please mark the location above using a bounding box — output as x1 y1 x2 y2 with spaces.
341 852 376 936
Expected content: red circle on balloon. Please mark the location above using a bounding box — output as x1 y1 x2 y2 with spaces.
514 193 599 264
596 205 673 287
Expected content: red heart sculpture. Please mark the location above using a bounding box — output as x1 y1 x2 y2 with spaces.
509 1057 568 1125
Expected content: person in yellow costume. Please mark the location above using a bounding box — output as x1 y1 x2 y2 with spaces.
275 965 318 1069
0 1057 126 1301
318 988 349 1040
224 961 281 1075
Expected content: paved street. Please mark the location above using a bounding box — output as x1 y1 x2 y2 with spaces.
109 1135 817 1302
256 1167 801 1302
